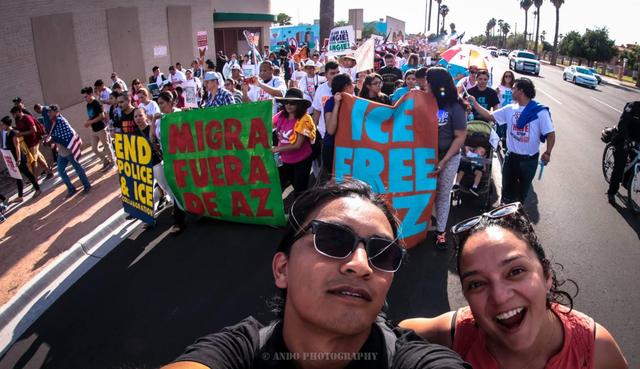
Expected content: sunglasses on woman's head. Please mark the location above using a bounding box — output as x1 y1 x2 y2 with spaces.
451 202 525 242
291 220 405 273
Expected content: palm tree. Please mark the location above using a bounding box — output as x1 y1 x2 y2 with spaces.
426 0 434 32
550 0 564 65
440 5 449 35
435 0 443 36
520 0 533 49
489 18 497 42
497 19 504 45
502 22 511 48
319 0 334 49
533 0 543 54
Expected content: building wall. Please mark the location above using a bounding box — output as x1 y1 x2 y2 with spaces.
385 16 406 37
0 0 216 151
212 0 270 14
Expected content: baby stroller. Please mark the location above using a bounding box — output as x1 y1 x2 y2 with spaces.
451 120 499 210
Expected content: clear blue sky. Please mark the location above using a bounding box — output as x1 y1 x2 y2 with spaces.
272 0 639 46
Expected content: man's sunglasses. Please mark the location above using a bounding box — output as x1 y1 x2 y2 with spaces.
292 220 405 273
451 202 524 241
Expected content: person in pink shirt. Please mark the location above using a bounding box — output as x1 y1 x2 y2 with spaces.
272 88 316 197
400 202 628 369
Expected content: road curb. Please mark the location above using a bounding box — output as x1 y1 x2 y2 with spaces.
0 209 141 357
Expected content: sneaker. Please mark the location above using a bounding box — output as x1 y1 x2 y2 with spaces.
125 214 135 220
469 187 479 197
0 203 8 213
11 197 24 204
45 172 54 180
0 214 5 223
65 189 77 198
82 187 91 195
435 232 448 250
32 190 42 198
607 192 616 205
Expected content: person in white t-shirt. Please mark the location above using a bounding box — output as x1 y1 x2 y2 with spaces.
470 77 556 204
136 87 161 140
298 60 326 113
110 72 128 91
456 66 478 95
311 60 340 139
290 62 307 89
242 60 287 116
169 65 186 86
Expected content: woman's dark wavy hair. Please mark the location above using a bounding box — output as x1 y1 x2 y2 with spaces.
359 73 384 100
268 179 402 318
454 211 578 312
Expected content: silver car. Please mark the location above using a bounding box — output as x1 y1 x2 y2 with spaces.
563 66 598 88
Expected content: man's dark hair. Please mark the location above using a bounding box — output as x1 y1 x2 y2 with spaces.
176 86 183 94
158 91 175 104
514 77 536 99
112 83 123 90
475 69 490 78
270 179 401 318
324 61 339 72
1 116 12 125
10 106 22 114
81 86 93 95
415 67 428 80
205 59 216 70
176 62 182 67
384 53 395 59
331 73 353 95
152 66 160 72
110 91 121 99
94 79 104 87
169 65 176 71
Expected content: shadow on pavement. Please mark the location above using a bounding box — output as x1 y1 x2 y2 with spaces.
610 193 640 239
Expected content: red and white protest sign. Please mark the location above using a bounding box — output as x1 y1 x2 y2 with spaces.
197 31 208 51
1 149 22 179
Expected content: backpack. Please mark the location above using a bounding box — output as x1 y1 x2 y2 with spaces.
257 315 397 367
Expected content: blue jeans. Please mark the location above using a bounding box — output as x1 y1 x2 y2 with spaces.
57 154 90 192
502 152 539 203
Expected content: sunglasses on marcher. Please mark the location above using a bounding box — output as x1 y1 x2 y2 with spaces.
451 202 525 242
290 220 405 273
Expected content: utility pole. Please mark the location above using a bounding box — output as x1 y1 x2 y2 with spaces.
427 0 433 31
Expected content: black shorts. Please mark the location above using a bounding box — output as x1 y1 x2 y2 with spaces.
459 161 484 176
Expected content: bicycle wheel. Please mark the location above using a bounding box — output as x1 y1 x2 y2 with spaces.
602 143 615 184
627 164 640 214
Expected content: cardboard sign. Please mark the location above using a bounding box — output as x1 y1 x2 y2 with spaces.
328 26 355 55
153 45 167 58
197 31 208 51
334 90 439 247
183 85 198 108
161 101 286 226
147 83 160 98
114 133 155 225
1 149 22 179
354 38 375 72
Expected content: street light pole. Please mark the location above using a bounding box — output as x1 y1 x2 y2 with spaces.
427 0 433 32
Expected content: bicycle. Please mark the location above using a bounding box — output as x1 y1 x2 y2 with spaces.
602 140 640 213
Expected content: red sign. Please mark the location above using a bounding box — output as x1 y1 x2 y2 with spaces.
197 31 208 49
334 91 439 248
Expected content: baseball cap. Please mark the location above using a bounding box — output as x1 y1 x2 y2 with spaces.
204 72 219 81
12 97 22 103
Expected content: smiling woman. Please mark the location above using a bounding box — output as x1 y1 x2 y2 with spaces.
400 202 629 369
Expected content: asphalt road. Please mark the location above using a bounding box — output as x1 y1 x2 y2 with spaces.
1 60 639 369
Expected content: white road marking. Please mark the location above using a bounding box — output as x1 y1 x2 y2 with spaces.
590 96 622 113
537 88 563 105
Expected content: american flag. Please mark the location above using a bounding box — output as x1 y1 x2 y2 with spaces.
51 115 83 161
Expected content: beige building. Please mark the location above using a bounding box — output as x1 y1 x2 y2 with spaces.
0 0 274 157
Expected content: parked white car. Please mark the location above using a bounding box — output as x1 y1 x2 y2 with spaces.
563 66 598 88
508 50 541 76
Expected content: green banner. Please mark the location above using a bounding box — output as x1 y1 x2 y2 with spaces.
161 101 286 226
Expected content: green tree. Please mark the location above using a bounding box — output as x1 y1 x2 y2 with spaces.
533 0 544 54
559 30 582 63
362 23 382 39
276 13 292 26
468 34 488 46
319 0 334 47
520 0 534 48
501 22 511 47
497 19 504 46
550 0 564 65
334 20 348 27
440 5 449 35
542 40 553 52
581 27 617 65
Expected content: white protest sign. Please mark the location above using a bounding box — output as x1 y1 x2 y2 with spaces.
183 86 198 108
354 38 375 72
370 34 384 47
1 149 22 179
328 26 355 56
153 45 167 58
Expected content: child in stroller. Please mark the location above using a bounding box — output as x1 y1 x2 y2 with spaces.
454 146 487 196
